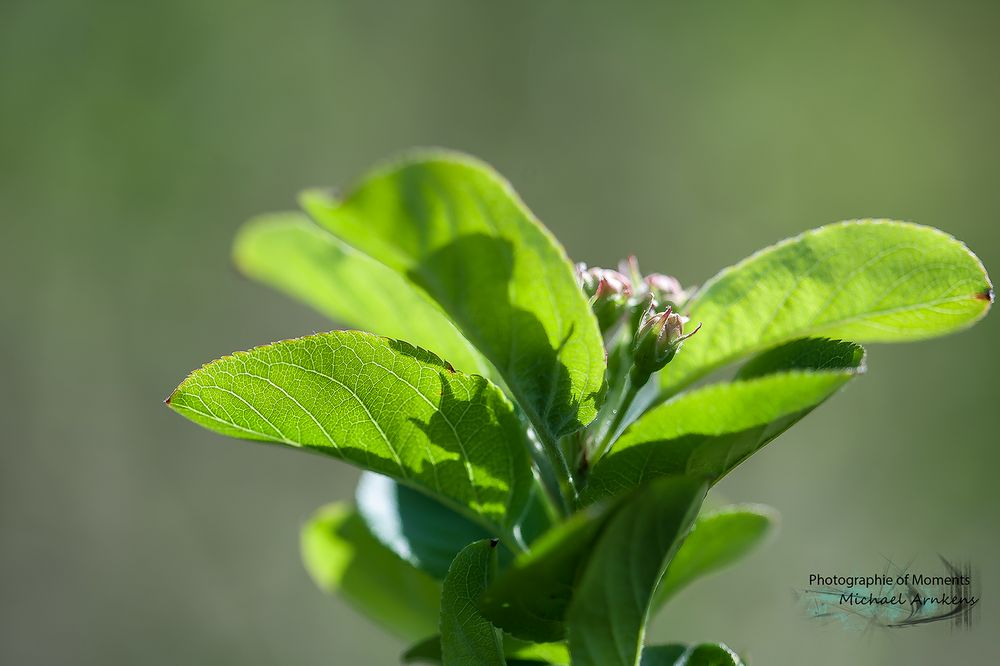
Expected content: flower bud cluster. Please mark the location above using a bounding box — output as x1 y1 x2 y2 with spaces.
577 256 701 387
577 256 692 332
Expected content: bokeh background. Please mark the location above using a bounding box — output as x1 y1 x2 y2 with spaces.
3 2 997 664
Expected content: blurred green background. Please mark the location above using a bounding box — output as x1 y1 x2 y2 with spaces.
3 1 997 664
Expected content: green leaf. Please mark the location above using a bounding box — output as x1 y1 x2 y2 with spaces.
357 472 553 579
440 539 506 666
660 220 992 396
300 503 440 642
582 339 865 505
167 331 532 535
652 504 777 610
356 471 496 579
403 636 569 665
641 643 744 666
479 501 619 642
567 476 708 666
639 646 686 665
300 151 606 441
233 213 491 377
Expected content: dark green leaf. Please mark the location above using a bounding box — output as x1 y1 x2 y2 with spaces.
652 504 776 610
356 471 496 579
479 501 619 642
567 476 708 666
357 472 553 579
641 643 744 666
168 331 532 535
300 503 440 642
639 645 686 665
440 539 506 666
300 151 607 441
582 339 865 505
233 213 491 377
660 220 992 396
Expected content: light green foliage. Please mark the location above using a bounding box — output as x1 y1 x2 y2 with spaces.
301 503 440 642
567 476 707 666
501 638 570 664
652 505 776 609
300 152 606 441
168 152 993 664
234 213 491 377
167 330 532 533
660 220 992 396
440 539 506 666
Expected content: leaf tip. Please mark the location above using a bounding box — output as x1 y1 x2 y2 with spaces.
977 287 994 303
489 537 500 549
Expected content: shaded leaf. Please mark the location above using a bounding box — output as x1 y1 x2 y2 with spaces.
660 220 992 396
641 643 744 666
356 471 498 579
357 472 553 580
639 645 687 665
168 331 532 534
300 503 439 642
567 476 708 666
479 501 619 642
233 213 491 377
583 339 864 504
301 151 606 440
440 539 506 666
652 504 777 610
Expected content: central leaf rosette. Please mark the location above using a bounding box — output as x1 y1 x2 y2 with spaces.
168 151 992 666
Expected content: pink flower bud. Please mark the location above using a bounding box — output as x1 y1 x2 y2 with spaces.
630 305 701 386
577 264 633 331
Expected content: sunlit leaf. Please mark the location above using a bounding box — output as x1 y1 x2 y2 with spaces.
652 504 776 610
660 220 992 396
301 152 606 440
233 213 491 377
300 503 440 642
168 331 532 534
583 339 864 504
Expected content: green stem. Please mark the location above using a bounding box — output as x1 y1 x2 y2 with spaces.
541 432 577 514
525 425 574 517
533 480 563 528
593 377 641 462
